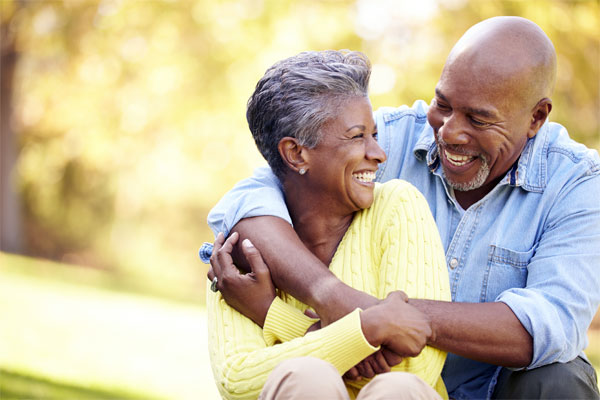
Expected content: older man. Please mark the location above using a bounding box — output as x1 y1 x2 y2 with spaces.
204 17 600 399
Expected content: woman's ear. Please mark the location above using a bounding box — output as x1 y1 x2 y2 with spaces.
278 137 308 174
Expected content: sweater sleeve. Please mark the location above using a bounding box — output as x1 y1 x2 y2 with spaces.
207 281 378 400
262 296 319 346
372 181 451 393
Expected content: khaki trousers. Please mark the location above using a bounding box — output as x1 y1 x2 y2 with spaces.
259 357 442 400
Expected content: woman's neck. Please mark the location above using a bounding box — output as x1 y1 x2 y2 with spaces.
283 178 354 266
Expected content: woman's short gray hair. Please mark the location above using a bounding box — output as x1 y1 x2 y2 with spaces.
247 50 371 179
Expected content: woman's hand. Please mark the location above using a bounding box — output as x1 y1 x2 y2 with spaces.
208 232 276 327
343 349 403 381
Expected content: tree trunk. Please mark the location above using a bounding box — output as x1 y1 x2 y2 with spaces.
0 3 23 254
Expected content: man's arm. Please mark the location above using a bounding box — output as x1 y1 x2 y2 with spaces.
231 216 378 324
233 217 535 368
410 300 533 367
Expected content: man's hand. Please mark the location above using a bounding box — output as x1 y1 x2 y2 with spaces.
208 232 276 327
360 291 432 358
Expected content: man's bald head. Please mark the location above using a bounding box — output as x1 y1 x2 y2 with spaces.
444 16 556 109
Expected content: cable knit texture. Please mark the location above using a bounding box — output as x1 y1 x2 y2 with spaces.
207 180 451 399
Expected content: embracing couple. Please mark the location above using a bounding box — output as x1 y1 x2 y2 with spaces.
201 16 600 400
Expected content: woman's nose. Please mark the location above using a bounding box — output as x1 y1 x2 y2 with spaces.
366 135 387 164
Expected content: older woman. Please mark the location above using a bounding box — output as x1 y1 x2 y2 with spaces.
205 50 450 399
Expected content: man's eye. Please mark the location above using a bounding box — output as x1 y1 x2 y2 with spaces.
470 117 488 127
435 101 450 111
373 132 378 141
353 133 364 139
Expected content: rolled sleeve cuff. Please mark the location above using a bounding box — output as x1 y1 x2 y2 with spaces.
262 297 319 345
319 308 380 374
496 289 569 369
199 242 213 264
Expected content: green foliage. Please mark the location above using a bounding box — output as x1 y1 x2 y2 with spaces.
3 0 599 300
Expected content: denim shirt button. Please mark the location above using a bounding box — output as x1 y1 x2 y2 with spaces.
449 258 459 269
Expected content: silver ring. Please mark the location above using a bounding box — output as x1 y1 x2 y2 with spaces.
210 276 219 292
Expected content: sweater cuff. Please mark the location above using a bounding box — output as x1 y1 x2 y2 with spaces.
263 297 319 346
318 308 380 374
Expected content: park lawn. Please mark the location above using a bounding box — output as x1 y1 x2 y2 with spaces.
0 253 219 400
0 252 598 399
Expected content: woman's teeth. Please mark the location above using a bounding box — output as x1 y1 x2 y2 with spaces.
445 149 475 166
353 171 376 183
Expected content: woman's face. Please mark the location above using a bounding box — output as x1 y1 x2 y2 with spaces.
303 96 386 214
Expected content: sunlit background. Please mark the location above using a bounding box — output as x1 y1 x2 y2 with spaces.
1 0 598 399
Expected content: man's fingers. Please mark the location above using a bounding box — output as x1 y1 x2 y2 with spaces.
388 290 409 303
207 267 215 281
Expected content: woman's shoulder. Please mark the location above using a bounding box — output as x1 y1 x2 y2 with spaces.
373 179 426 208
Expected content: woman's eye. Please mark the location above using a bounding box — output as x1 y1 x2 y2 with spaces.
353 133 364 139
373 132 378 141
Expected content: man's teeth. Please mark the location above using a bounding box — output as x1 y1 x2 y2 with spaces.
353 171 376 183
445 150 475 166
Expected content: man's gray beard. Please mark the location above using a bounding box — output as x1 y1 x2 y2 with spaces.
444 159 490 191
436 131 490 191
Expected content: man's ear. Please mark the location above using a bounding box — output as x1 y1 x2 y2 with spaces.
278 137 308 173
527 98 552 139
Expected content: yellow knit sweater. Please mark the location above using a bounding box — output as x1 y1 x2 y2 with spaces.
207 180 451 399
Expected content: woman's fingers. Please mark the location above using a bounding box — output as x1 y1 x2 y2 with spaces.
215 232 239 275
208 232 226 280
209 232 238 288
371 350 391 374
356 359 375 379
344 367 361 381
241 238 269 277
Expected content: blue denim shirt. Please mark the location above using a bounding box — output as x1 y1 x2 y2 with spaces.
206 100 600 399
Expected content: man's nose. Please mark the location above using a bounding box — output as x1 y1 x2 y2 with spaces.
439 115 470 145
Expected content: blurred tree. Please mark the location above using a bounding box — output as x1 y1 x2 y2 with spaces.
1 0 24 254
1 0 598 301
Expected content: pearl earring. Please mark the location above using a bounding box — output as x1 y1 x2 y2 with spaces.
299 168 306 175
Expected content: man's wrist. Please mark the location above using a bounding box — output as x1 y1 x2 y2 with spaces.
408 298 436 346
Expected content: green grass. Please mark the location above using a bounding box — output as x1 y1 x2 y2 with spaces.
0 253 219 400
0 251 598 399
0 368 153 400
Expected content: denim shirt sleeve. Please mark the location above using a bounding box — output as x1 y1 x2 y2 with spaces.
207 166 292 238
496 173 600 369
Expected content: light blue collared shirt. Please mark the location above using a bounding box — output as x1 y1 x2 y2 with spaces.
206 100 600 399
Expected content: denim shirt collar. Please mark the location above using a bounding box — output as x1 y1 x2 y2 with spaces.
413 122 550 193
